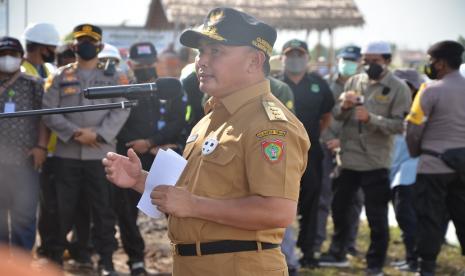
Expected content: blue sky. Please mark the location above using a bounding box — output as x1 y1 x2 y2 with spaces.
2 0 464 51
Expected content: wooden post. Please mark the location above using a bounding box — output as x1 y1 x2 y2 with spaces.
328 28 334 80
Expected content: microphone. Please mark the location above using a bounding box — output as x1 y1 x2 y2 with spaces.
84 77 183 100
356 95 365 134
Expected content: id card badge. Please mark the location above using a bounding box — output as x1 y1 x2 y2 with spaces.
4 102 15 113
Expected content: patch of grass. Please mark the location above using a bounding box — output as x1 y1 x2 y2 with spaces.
297 221 464 275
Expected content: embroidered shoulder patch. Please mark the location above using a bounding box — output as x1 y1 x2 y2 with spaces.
256 129 287 138
262 101 288 121
261 139 284 163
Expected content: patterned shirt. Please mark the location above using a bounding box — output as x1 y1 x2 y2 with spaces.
0 73 43 165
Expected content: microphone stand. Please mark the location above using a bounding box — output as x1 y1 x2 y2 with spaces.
0 100 138 119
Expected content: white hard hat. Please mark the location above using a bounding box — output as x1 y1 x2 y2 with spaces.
362 41 392 55
460 64 465 78
98 43 122 62
23 23 60 46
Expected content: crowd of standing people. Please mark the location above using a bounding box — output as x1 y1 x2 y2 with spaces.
0 6 464 276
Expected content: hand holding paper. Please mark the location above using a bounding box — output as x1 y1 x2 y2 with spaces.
137 149 187 218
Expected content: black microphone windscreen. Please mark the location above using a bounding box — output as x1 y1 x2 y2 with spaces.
155 78 183 100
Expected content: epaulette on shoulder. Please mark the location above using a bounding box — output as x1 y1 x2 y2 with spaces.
59 62 77 74
262 100 288 122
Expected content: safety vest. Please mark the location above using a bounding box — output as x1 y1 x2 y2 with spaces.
21 60 56 79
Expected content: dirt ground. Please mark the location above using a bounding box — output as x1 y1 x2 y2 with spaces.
33 213 173 276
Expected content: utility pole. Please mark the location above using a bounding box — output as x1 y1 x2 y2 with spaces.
5 0 9 36
24 0 28 28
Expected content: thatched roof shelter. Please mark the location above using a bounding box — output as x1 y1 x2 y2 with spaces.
146 0 365 31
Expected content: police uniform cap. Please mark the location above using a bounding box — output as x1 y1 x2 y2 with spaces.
180 7 277 57
362 41 391 55
338 45 361 60
427 40 464 61
0 36 24 55
73 24 102 41
129 42 157 64
282 39 309 55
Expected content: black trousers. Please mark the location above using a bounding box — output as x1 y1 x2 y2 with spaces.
413 173 465 273
115 145 153 265
39 157 92 262
114 188 144 264
316 146 363 253
297 147 323 258
392 185 418 263
53 158 117 265
38 157 59 256
331 169 390 269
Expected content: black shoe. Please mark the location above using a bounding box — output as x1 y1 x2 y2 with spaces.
397 261 418 272
318 252 350 268
366 267 384 276
390 259 407 267
67 258 94 271
347 246 359 257
288 267 298 276
98 265 119 276
130 261 148 276
299 256 319 269
414 272 435 276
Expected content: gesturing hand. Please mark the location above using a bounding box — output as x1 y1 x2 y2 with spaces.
102 148 142 189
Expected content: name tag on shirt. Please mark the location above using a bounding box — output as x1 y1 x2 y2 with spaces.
186 134 198 144
4 102 15 113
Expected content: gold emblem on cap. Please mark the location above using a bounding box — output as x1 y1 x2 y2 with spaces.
82 25 93 32
252 37 273 56
207 10 224 27
201 26 226 41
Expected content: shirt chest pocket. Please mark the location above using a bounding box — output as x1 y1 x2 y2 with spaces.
368 92 392 116
195 146 238 197
59 85 82 106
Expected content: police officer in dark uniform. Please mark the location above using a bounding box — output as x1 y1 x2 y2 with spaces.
115 42 186 275
406 41 465 276
277 39 335 267
42 24 130 276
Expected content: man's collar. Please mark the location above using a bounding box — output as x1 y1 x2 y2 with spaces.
204 79 270 115
442 70 462 80
377 70 393 86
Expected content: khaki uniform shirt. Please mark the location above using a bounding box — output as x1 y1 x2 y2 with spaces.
406 71 465 173
42 62 130 160
333 71 411 171
168 80 310 244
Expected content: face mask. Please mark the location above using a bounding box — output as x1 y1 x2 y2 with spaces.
424 62 438 80
284 57 308 74
41 48 56 63
338 59 358 77
0 55 22 73
364 63 385 80
75 41 99 61
134 67 157 82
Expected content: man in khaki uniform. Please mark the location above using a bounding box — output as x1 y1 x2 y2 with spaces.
319 42 411 275
103 7 310 276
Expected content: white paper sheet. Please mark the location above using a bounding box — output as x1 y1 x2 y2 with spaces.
137 149 187 218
